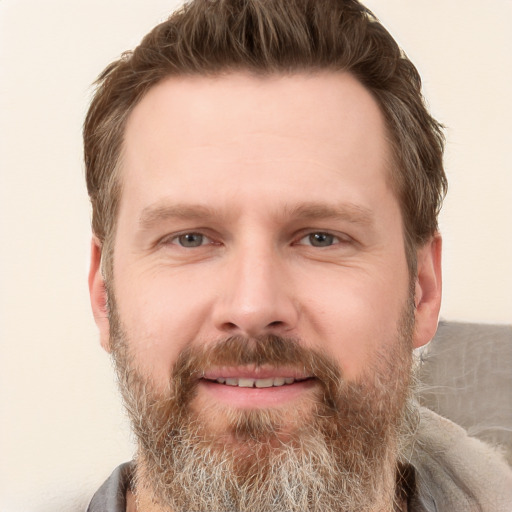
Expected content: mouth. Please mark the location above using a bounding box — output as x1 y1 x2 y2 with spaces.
204 376 309 388
197 367 316 408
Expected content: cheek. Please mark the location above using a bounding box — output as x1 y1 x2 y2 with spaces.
112 269 214 386
298 266 409 380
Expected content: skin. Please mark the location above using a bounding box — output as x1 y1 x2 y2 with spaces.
89 71 442 510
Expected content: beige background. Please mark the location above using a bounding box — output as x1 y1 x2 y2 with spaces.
0 0 511 510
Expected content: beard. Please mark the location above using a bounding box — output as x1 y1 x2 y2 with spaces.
109 300 418 512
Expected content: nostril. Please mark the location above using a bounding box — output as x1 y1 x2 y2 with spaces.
219 319 287 335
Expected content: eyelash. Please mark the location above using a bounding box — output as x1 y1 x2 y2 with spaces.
164 232 215 248
296 232 347 248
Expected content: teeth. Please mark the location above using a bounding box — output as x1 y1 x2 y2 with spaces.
214 377 299 387
238 378 255 388
255 378 274 388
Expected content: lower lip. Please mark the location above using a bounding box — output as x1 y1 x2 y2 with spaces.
198 379 316 408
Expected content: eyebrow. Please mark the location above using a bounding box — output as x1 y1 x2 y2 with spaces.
283 202 374 226
139 203 218 229
138 201 374 229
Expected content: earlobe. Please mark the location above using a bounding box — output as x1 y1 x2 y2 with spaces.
88 237 112 353
413 233 442 349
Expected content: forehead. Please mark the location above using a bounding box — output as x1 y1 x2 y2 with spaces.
120 71 394 220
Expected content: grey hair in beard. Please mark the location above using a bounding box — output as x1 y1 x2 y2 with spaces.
109 300 419 512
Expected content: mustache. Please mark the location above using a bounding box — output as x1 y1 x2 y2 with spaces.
170 334 343 410
175 334 340 375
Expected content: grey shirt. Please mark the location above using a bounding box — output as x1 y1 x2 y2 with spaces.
88 462 132 512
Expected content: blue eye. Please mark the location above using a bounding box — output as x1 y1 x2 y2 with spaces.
174 233 207 247
301 232 338 247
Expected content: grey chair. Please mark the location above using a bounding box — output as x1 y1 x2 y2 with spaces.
417 320 512 466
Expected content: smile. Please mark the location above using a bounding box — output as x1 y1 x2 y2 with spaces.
198 368 316 407
210 377 304 388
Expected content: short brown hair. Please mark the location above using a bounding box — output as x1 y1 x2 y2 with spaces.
84 0 446 274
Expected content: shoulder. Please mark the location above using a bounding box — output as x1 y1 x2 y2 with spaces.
410 407 512 512
86 462 134 512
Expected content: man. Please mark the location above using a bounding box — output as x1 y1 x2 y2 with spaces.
84 0 512 510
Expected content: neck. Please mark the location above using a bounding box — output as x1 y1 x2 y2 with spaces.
128 489 165 512
125 489 138 512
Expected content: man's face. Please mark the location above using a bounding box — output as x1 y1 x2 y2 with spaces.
90 72 441 510
112 71 411 385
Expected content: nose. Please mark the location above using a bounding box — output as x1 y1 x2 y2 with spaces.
212 243 299 338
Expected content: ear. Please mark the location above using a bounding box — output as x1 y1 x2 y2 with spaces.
413 233 442 349
88 237 112 353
